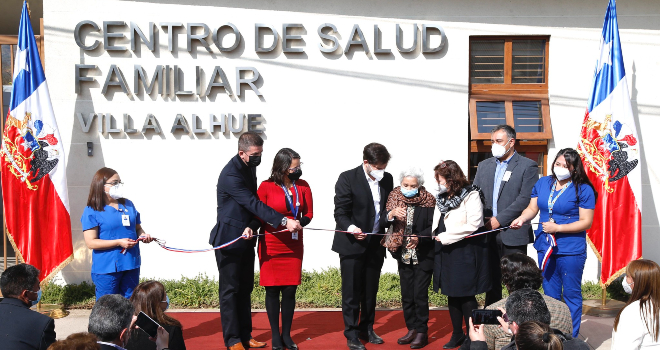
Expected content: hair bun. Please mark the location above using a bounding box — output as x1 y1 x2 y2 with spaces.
542 332 551 343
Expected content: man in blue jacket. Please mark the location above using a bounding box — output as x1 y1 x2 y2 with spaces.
210 132 301 350
0 264 56 350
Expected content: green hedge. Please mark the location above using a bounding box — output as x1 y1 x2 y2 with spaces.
40 268 628 309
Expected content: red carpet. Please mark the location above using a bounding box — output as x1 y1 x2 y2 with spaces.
171 310 454 349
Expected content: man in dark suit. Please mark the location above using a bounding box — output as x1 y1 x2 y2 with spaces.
333 143 394 350
0 263 56 350
472 125 539 306
211 132 301 350
88 293 169 350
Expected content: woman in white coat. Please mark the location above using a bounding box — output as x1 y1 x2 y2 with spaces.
612 259 660 350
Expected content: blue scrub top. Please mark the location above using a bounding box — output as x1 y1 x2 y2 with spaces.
81 199 142 274
531 176 596 255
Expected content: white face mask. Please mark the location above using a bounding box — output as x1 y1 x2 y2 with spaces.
107 184 124 200
437 184 448 195
554 167 572 181
491 139 511 158
622 276 633 294
368 165 385 182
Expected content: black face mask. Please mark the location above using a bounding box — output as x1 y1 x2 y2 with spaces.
288 169 302 181
247 155 261 167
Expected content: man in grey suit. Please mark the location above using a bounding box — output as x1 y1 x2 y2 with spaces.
472 125 539 306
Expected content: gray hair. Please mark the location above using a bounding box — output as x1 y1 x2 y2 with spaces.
491 124 516 140
88 294 135 342
399 167 425 186
505 289 551 325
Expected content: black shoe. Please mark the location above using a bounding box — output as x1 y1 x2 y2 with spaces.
410 333 428 349
443 333 466 349
285 344 298 350
458 338 471 350
347 338 366 350
359 330 384 344
272 347 284 350
398 329 418 345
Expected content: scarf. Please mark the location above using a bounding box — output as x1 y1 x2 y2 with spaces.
381 186 436 251
436 184 485 213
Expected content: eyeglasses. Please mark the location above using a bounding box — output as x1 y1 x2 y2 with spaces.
289 162 303 172
105 181 124 186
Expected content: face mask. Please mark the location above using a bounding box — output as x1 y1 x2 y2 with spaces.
30 289 42 307
247 155 261 167
288 169 302 181
368 165 385 182
622 277 633 294
107 184 124 200
437 184 448 195
401 188 418 198
491 139 511 158
554 167 572 181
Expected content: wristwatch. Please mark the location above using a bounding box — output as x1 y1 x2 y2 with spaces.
281 217 288 226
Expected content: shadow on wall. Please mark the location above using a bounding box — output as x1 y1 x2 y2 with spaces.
60 48 106 284
119 0 660 31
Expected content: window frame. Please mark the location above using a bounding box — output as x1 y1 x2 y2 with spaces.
469 35 552 141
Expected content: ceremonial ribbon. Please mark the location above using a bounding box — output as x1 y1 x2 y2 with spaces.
539 181 571 272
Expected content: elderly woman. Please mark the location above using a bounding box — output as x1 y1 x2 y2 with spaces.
381 167 436 349
432 160 489 349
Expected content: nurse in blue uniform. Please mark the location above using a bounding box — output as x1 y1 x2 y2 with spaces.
511 148 596 338
81 167 153 300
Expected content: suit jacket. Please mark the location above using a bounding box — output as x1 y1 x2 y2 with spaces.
0 297 56 350
209 154 285 252
472 152 538 246
382 205 435 271
332 165 394 256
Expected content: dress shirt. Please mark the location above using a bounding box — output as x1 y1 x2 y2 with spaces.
98 341 128 350
348 165 381 233
492 152 515 217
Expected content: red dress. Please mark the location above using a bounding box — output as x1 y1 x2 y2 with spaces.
256 179 313 286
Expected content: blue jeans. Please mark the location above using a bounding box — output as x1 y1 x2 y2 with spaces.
539 252 586 338
91 268 140 300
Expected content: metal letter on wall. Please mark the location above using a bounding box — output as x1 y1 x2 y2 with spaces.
373 25 391 54
205 66 233 96
130 22 155 52
422 24 445 53
171 114 191 133
236 67 263 97
282 23 304 53
187 23 212 52
317 23 340 53
123 114 138 133
160 22 183 52
344 24 370 55
174 65 193 96
142 114 162 133
228 114 245 133
212 23 241 52
255 24 279 53
103 21 128 51
134 65 163 95
75 64 97 94
209 114 226 133
76 112 97 132
102 65 130 95
104 113 121 133
396 23 418 53
191 114 207 134
74 20 100 50
247 114 264 134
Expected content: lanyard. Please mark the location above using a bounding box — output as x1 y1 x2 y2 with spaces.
547 181 571 222
280 182 300 220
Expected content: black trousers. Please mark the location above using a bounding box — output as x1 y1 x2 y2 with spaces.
339 247 385 340
398 261 432 333
215 248 255 347
484 232 527 306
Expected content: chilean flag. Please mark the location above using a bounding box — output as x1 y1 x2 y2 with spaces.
1 2 73 283
578 0 642 286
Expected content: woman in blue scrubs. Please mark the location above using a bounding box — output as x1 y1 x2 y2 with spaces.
511 148 596 337
81 167 153 300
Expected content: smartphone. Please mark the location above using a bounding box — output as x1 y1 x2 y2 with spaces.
472 309 503 325
135 311 161 338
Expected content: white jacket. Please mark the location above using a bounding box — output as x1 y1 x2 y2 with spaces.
432 190 484 245
612 300 660 350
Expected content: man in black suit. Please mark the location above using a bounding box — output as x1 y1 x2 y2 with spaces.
472 125 538 306
0 263 56 350
88 294 169 350
210 132 302 350
333 143 394 350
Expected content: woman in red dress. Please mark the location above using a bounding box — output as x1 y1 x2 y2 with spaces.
249 148 313 350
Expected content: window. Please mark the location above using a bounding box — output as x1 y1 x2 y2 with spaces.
468 36 551 180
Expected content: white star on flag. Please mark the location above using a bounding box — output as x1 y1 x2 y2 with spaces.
596 39 613 75
12 47 29 81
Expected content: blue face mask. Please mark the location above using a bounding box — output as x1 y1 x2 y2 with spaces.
401 188 418 198
30 290 42 307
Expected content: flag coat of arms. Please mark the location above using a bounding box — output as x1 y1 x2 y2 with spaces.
578 0 642 286
1 2 73 283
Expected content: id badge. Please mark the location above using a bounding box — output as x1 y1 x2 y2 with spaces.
292 232 299 240
503 171 512 182
122 214 130 226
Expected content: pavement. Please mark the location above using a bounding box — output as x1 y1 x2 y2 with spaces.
53 309 615 350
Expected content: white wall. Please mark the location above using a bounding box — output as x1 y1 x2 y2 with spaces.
43 0 660 285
